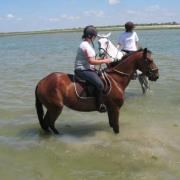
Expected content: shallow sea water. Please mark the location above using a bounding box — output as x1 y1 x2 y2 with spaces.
0 30 180 180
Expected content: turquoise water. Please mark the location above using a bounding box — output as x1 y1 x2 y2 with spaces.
0 30 180 180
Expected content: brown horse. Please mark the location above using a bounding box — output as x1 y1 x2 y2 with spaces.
35 48 159 134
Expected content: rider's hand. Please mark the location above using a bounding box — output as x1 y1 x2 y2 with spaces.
96 57 113 64
106 58 113 63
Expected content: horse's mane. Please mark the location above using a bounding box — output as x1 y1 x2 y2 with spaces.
106 48 151 69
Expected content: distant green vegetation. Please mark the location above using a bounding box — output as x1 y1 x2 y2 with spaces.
0 22 180 37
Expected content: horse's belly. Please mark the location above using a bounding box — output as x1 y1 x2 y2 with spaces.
65 98 97 112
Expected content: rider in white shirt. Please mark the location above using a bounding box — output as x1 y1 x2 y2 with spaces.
117 21 139 52
117 22 149 93
74 25 112 112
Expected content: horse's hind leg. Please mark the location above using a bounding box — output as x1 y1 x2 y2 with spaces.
40 111 51 133
45 107 62 134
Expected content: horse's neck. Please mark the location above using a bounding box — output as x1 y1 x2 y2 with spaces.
117 55 138 74
107 41 123 60
111 53 141 89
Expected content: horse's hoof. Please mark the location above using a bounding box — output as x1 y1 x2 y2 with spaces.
48 125 60 134
44 128 51 133
114 130 119 134
52 129 60 135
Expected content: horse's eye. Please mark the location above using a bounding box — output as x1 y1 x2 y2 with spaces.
148 59 153 64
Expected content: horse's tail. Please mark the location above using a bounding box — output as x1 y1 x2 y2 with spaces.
35 85 46 131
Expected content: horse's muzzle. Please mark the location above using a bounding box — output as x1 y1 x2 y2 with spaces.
148 73 159 81
154 75 159 81
147 68 159 81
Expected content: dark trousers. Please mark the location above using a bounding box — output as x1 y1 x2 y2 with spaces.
75 69 105 107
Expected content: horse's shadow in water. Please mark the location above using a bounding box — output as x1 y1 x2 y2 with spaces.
60 91 144 137
18 119 110 139
57 121 109 137
19 89 144 139
18 126 51 140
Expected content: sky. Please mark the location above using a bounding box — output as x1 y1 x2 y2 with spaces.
0 0 180 32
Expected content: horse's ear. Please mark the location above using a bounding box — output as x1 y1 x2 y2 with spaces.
143 48 148 57
106 32 111 37
97 34 101 38
97 32 111 38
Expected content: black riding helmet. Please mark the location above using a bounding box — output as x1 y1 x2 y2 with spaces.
82 25 97 39
125 21 135 32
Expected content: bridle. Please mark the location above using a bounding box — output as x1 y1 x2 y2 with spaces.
98 39 110 57
99 41 158 79
143 58 159 79
98 39 119 61
98 39 130 76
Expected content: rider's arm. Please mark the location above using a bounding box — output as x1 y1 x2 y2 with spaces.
88 57 112 65
84 49 112 65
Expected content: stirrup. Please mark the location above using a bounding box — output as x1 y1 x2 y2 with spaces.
99 104 107 113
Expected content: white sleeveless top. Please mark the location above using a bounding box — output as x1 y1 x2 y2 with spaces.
74 41 95 70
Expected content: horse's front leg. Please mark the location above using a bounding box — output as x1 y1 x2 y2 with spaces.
107 107 113 128
107 105 120 134
112 107 120 134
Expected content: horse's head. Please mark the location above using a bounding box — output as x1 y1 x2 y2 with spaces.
97 33 111 57
137 48 159 81
97 32 124 60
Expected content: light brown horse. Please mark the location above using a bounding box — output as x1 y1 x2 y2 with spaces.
35 48 159 134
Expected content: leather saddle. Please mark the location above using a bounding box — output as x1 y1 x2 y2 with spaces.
74 71 111 99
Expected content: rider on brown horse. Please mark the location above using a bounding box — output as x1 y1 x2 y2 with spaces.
35 47 159 134
74 25 112 112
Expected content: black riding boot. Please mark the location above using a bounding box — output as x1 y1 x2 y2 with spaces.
96 91 107 113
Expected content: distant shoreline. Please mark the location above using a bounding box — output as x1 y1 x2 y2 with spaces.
0 24 180 37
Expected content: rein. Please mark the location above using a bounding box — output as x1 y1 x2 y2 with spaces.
111 69 130 76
